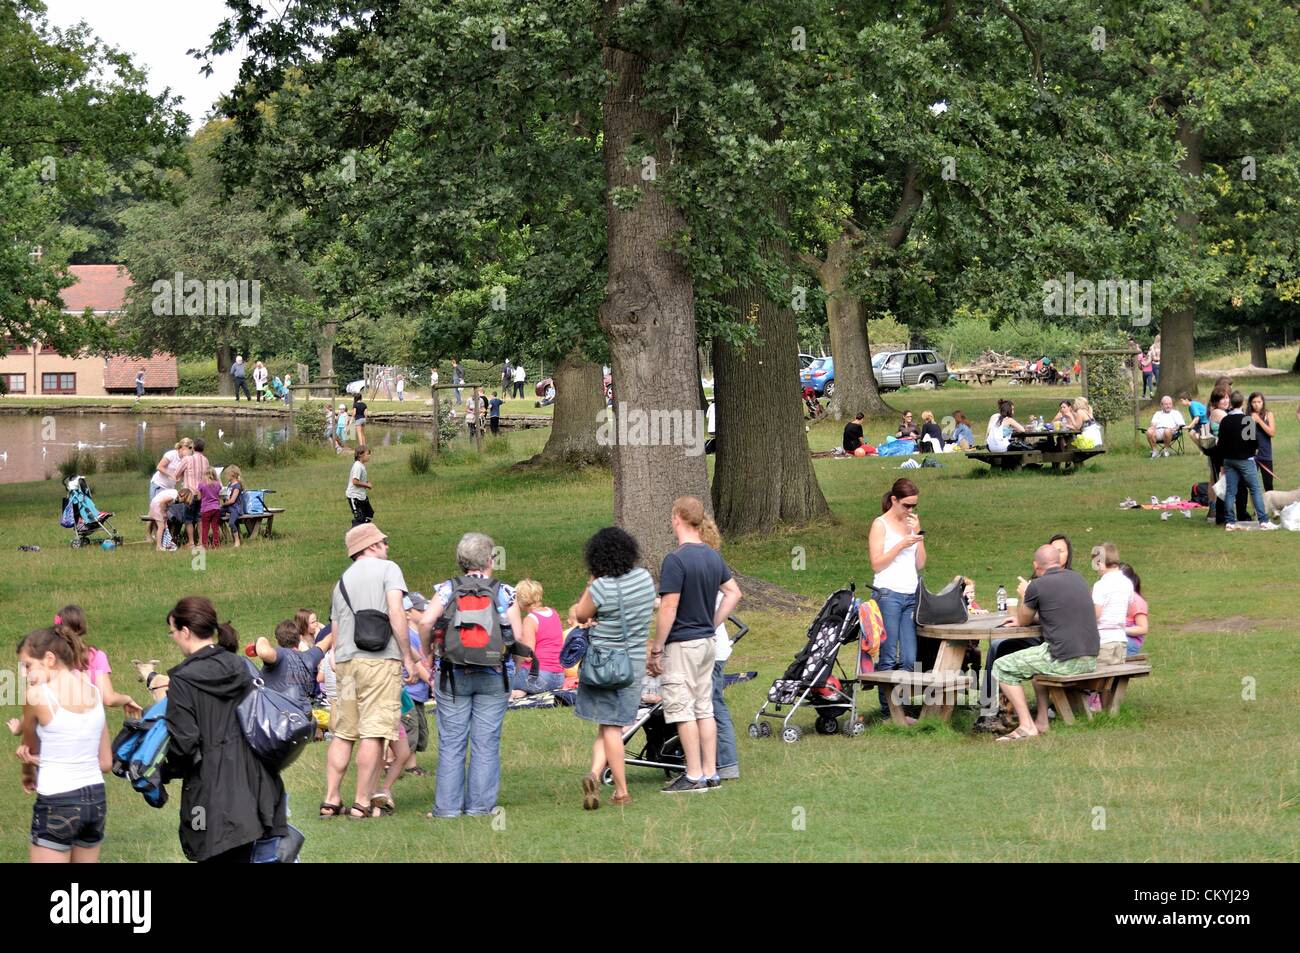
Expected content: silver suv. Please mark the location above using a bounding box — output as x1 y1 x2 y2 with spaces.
872 350 949 390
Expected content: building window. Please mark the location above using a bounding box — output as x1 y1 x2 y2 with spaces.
3 374 25 394
42 372 76 394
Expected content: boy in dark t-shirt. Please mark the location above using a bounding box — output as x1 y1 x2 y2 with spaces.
488 392 504 435
252 619 334 707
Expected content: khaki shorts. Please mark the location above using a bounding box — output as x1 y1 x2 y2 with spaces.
331 658 403 742
661 638 715 724
1096 642 1126 667
992 642 1096 688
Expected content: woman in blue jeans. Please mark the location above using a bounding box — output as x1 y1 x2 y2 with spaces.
868 478 926 723
417 532 523 818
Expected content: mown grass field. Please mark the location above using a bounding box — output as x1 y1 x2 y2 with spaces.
0 390 1297 861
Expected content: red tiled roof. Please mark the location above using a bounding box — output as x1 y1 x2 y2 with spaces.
105 353 178 390
61 265 133 313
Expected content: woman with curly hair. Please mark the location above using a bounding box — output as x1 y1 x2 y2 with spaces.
570 526 656 809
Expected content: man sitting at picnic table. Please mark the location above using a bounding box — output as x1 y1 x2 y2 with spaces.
1145 395 1186 458
993 544 1099 741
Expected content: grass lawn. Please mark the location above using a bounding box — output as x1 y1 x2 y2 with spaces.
1 401 1298 862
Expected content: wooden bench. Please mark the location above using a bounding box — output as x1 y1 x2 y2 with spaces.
139 507 286 541
856 670 974 722
1032 662 1152 723
966 448 1105 471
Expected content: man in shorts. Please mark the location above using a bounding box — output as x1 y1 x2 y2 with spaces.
321 523 429 818
994 544 1099 741
649 497 742 793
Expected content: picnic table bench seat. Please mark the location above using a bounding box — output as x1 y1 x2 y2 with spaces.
1032 661 1152 723
139 507 286 540
856 670 974 722
966 448 1105 470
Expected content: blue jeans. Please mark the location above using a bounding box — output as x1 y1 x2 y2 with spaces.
712 661 738 775
509 665 564 695
433 668 508 817
875 588 917 716
1126 637 1142 656
1223 457 1268 526
234 377 251 400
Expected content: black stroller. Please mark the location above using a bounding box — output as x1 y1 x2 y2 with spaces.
605 615 750 782
750 584 875 742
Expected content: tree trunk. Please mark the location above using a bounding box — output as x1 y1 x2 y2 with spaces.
216 343 234 397
712 279 830 537
1157 118 1203 401
1249 329 1268 368
538 349 612 466
316 319 337 384
598 2 711 574
817 234 890 419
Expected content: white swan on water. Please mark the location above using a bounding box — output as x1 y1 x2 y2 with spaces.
199 420 206 429
99 421 107 431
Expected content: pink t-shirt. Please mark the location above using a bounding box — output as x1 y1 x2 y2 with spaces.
199 480 223 514
529 608 564 673
1125 593 1149 648
85 647 111 685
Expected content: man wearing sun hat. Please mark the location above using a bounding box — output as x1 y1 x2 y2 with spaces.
321 523 430 819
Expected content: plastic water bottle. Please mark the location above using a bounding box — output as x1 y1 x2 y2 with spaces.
996 585 1008 613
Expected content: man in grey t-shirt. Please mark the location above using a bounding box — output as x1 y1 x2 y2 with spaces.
992 545 1099 741
322 522 428 818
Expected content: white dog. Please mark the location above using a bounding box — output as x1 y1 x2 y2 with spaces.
1263 487 1300 519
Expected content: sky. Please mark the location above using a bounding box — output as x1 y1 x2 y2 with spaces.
41 0 248 132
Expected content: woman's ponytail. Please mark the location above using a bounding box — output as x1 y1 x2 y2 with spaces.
216 621 240 655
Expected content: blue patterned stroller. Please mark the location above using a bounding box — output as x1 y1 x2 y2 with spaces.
61 476 123 548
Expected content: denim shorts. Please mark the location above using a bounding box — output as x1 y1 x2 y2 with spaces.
31 784 107 851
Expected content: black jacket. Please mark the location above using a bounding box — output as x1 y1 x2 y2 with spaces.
161 646 286 861
1215 410 1258 460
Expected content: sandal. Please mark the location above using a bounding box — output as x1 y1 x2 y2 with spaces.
346 802 375 819
319 801 344 819
582 772 600 811
996 725 1040 742
371 791 396 815
403 766 431 777
610 792 633 807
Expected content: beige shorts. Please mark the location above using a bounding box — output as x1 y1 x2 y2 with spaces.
661 639 715 724
1096 642 1127 667
332 657 402 742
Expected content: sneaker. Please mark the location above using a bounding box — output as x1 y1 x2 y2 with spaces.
1259 522 1279 531
661 774 710 794
1225 523 1240 532
1150 450 1160 458
705 775 721 789
1162 448 1170 457
717 764 740 781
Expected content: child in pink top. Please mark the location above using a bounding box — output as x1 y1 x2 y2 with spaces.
1119 563 1148 655
198 467 223 548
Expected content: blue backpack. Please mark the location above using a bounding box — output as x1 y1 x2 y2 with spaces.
111 698 170 808
244 490 266 515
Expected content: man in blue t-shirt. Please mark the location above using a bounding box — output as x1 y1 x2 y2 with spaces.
649 498 742 794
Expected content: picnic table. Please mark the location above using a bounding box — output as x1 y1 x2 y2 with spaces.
966 429 1106 471
912 614 1040 720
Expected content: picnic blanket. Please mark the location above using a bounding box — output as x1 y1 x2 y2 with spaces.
877 439 917 457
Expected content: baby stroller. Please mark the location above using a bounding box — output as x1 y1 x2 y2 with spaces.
750 584 879 742
607 616 750 782
61 477 123 549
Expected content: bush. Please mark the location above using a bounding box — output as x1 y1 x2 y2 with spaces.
1085 352 1134 425
408 447 433 475
295 403 328 441
103 447 156 477
932 314 1108 365
436 406 461 449
57 451 98 482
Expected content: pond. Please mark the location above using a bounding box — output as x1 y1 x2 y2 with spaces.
0 412 425 485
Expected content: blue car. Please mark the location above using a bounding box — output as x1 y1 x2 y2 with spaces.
799 357 835 398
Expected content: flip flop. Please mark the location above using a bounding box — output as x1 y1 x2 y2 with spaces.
996 725 1039 742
